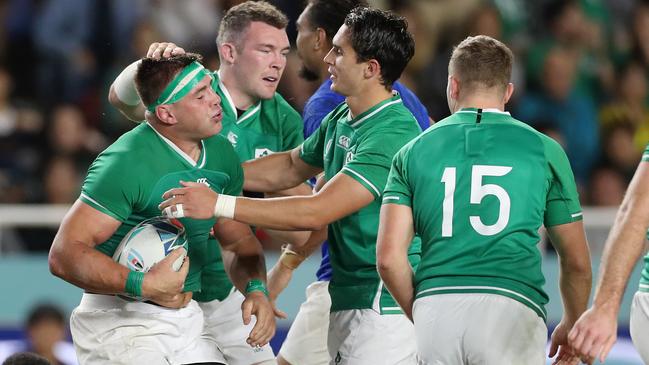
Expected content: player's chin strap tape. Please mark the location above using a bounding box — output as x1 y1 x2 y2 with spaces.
214 194 237 219
146 61 213 113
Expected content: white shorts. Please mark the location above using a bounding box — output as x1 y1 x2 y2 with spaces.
279 281 331 365
199 290 275 365
328 308 417 365
70 293 221 365
630 291 649 363
413 293 547 365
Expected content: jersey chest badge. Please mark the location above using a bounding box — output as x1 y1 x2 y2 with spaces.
227 131 238 147
255 148 274 158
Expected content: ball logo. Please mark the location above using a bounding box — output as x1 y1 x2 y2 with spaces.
126 249 145 271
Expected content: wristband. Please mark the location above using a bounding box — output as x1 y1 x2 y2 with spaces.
125 271 145 298
214 194 237 219
279 244 306 270
245 279 269 298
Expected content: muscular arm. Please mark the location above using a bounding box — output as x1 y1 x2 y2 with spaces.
376 203 416 320
213 218 276 346
49 200 188 306
213 218 267 292
548 221 592 325
108 84 146 122
235 172 374 232
569 161 649 363
243 148 321 193
546 220 592 362
48 200 128 294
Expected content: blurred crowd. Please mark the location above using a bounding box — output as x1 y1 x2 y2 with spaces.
0 0 647 251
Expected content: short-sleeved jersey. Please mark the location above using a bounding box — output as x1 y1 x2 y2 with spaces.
383 108 583 321
303 79 430 282
300 94 422 313
194 71 305 302
215 71 303 162
81 123 243 293
639 144 649 293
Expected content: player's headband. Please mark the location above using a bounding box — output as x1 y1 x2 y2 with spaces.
146 61 213 112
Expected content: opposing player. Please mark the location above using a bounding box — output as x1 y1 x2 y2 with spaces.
568 145 649 364
266 1 430 364
377 35 592 364
109 2 306 363
49 53 274 365
160 7 422 364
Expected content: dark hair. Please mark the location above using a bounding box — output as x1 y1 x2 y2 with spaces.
2 353 51 365
217 1 288 47
343 7 414 88
134 53 203 108
449 35 513 93
305 0 368 42
26 304 64 328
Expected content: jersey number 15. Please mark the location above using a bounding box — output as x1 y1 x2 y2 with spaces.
441 165 512 237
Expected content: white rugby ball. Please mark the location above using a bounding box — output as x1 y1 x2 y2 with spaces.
113 216 188 275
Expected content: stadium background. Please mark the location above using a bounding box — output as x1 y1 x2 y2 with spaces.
0 0 647 363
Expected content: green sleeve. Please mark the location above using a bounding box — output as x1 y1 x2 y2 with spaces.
224 141 244 196
299 115 329 168
342 126 416 200
643 144 649 162
280 100 305 150
80 151 140 222
543 137 583 227
383 142 414 207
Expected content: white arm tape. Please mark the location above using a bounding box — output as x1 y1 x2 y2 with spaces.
214 194 237 219
113 60 142 106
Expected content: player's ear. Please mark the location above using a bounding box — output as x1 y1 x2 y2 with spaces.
503 83 514 105
365 59 381 80
219 42 237 65
155 105 178 126
315 28 328 51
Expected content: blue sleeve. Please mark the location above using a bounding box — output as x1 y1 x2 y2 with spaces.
393 82 429 131
303 94 344 138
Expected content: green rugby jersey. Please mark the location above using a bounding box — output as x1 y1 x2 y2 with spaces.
81 123 243 293
300 94 422 314
194 71 304 302
383 108 583 321
639 144 649 293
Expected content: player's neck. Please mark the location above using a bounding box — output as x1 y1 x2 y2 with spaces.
346 85 393 118
454 96 505 113
149 123 203 162
220 71 259 111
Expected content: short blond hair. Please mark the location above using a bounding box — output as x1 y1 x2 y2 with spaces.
216 1 288 48
449 35 513 94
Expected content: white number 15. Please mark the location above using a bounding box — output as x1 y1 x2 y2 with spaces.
441 165 512 237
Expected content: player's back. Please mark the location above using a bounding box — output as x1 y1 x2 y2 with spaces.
393 108 580 320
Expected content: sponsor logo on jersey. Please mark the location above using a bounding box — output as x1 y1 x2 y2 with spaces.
337 135 351 149
227 131 238 147
345 151 354 164
255 148 274 158
324 139 333 159
196 178 210 187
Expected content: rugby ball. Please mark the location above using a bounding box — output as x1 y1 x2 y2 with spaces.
113 216 188 275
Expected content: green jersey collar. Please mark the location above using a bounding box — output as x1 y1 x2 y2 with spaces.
455 107 510 116
146 123 207 168
346 93 403 129
216 71 262 125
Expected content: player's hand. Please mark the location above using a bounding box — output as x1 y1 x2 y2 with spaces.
142 248 191 308
147 42 186 59
241 291 276 347
159 181 219 219
568 306 618 364
549 320 581 365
